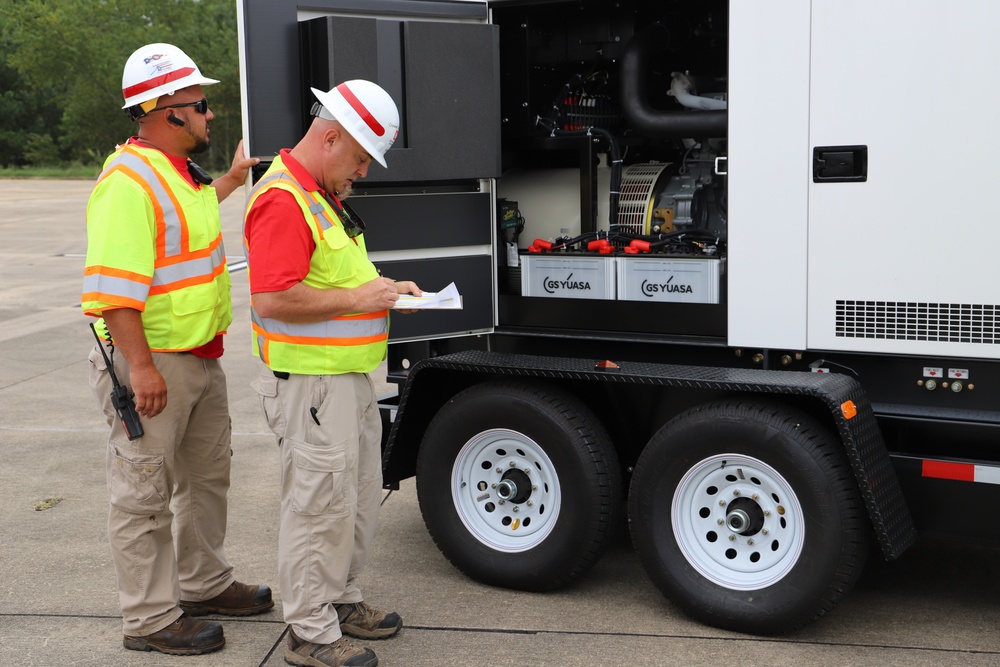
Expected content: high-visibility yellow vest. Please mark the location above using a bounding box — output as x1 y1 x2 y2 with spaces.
81 143 232 351
244 155 388 375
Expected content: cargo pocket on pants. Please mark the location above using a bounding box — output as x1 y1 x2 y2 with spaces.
108 445 167 514
290 439 347 516
252 372 286 435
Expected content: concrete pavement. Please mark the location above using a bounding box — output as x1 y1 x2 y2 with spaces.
1 179 999 666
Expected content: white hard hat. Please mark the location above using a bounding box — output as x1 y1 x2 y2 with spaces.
311 80 400 168
121 43 219 117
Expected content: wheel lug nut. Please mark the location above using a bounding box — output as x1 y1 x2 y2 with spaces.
526 501 533 507
717 519 724 525
747 539 754 545
491 483 497 489
498 500 505 505
719 500 726 506
728 535 736 541
513 506 519 513
495 468 502 474
524 468 531 474
751 494 759 501
733 490 741 497
510 461 517 467
762 529 769 535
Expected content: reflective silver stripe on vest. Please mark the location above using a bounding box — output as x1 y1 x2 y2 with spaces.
247 171 282 199
82 272 149 302
152 239 225 287
249 171 335 232
102 150 184 257
250 308 387 341
308 201 329 221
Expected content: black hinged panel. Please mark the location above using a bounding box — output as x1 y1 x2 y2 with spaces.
350 192 492 253
242 0 494 177
297 16 500 183
379 256 494 341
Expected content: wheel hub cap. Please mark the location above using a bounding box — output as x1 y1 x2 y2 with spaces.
451 429 561 552
672 453 805 590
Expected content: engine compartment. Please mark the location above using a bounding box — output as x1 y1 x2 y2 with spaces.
493 0 728 307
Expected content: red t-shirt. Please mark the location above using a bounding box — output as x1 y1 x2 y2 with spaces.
244 149 343 295
126 137 224 358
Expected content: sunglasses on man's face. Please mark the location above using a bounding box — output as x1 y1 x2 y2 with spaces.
152 98 209 115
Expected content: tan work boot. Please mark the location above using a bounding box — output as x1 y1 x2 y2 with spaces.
335 601 402 640
284 628 378 667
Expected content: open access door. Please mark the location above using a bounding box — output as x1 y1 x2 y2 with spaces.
239 0 500 341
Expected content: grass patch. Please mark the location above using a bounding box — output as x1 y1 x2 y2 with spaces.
33 497 65 511
0 164 100 179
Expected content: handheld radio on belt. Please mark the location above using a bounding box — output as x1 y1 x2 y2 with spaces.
90 323 144 441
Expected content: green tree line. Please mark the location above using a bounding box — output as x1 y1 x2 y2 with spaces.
0 0 242 173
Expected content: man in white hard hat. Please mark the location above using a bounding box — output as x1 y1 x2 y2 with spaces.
83 42 272 656
243 80 419 667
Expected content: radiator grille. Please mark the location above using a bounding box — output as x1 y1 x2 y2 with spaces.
836 301 1000 344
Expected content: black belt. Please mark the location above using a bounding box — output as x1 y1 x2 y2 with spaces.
273 370 290 380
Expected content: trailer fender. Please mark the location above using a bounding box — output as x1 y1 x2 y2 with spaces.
383 350 917 560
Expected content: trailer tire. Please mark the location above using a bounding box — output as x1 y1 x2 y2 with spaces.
416 381 621 591
628 399 869 635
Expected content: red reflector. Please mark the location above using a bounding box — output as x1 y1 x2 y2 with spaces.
922 460 975 482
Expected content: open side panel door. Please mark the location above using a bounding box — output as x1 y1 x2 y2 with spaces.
239 0 499 341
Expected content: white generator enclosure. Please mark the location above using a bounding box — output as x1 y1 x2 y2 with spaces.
808 0 1000 358
731 0 1000 358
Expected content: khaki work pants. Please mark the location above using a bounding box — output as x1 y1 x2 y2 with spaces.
252 366 382 644
89 345 235 636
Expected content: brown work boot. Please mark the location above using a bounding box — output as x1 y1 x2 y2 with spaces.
123 615 224 655
180 580 274 616
335 601 402 640
284 628 378 667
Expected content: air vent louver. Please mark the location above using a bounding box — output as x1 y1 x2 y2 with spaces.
836 300 1000 344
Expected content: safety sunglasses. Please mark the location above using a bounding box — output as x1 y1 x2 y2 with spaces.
322 192 367 238
152 98 209 114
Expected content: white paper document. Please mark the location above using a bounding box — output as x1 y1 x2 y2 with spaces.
393 282 463 310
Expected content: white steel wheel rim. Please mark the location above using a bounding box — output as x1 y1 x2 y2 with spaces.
451 428 562 552
671 453 804 590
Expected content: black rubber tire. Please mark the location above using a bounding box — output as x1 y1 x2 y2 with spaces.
416 381 622 591
628 399 870 635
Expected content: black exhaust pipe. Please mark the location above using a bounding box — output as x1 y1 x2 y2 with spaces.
621 23 727 139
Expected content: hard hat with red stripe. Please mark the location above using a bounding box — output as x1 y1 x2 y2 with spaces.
121 43 219 121
310 80 400 168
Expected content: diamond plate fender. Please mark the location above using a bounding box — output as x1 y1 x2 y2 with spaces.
384 350 917 560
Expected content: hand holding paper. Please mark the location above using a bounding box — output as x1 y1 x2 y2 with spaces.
393 282 463 310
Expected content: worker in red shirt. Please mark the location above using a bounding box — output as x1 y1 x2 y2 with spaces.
84 43 273 656
244 80 420 667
